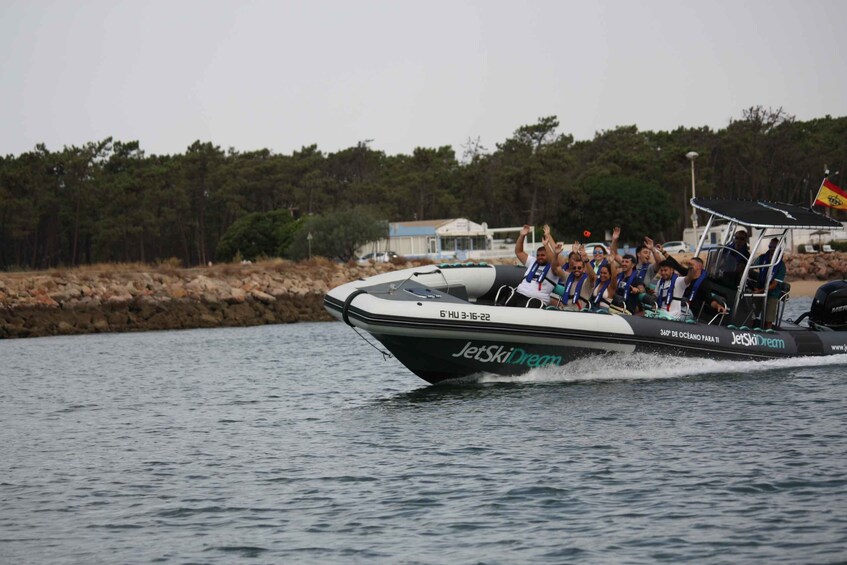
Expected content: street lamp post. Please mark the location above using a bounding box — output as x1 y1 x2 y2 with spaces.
686 151 699 249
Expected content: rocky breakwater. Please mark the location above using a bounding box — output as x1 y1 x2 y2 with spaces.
784 251 847 280
0 259 418 339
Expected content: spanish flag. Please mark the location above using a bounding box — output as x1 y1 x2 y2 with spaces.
814 178 847 210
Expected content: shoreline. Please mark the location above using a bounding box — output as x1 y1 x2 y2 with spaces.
0 258 416 339
1 255 844 339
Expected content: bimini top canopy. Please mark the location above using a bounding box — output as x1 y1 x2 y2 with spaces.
692 198 844 230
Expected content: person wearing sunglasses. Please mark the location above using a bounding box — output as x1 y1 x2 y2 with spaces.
589 246 609 276
590 262 619 311
544 233 596 310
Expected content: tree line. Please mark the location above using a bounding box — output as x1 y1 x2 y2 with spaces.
0 106 844 270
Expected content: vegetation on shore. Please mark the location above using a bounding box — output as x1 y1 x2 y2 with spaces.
1 107 845 271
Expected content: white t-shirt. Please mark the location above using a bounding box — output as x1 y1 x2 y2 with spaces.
516 255 556 304
656 274 687 316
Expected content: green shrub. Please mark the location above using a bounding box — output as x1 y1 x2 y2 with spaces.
216 210 302 262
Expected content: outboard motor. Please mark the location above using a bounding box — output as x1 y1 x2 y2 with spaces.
809 280 847 331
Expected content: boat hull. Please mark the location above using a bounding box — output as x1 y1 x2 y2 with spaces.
325 264 847 384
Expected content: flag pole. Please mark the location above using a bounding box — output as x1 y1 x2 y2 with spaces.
811 176 826 208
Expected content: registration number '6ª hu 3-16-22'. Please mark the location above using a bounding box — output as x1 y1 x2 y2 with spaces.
440 310 491 321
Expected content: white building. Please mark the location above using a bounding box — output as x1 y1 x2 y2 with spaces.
358 218 494 260
357 218 552 260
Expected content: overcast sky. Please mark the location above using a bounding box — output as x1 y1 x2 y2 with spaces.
2 0 845 158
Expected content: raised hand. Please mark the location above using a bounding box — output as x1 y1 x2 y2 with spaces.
644 236 654 249
520 225 531 237
612 226 621 240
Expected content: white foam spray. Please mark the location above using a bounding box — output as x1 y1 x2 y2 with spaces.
476 352 847 385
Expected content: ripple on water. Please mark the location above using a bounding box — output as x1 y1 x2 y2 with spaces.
1 316 847 563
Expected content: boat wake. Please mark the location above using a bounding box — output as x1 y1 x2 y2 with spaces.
476 352 847 385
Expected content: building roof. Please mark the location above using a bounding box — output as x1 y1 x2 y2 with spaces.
390 218 489 238
392 219 453 228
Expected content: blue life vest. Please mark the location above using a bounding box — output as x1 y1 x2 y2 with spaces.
592 279 611 306
688 271 708 302
563 272 588 305
616 269 639 301
525 261 552 291
590 258 608 275
657 273 679 310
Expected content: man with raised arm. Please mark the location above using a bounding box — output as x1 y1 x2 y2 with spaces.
543 226 596 309
609 227 649 313
503 224 557 307
658 246 728 321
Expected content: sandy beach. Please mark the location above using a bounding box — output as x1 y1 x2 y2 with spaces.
786 279 833 298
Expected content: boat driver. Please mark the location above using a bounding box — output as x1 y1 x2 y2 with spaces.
718 229 751 285
503 225 557 307
751 238 786 329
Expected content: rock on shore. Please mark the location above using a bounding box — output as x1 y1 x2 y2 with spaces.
783 252 847 281
1 254 844 339
0 258 424 339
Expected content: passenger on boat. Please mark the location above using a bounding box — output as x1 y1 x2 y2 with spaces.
543 233 596 309
590 262 618 311
611 228 658 293
609 226 644 314
659 249 729 321
614 253 646 314
504 224 557 307
751 238 786 329
565 249 581 270
634 245 657 285
654 259 687 317
590 245 609 276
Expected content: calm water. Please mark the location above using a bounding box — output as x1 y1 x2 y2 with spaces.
2 298 847 564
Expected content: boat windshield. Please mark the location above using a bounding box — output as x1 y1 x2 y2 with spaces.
703 245 751 289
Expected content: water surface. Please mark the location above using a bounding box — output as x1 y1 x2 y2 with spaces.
2 298 846 563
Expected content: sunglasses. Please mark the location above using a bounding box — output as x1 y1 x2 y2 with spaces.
593 251 604 255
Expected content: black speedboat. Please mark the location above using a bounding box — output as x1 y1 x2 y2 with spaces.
325 199 847 384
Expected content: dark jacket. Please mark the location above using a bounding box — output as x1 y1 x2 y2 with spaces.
664 255 726 321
